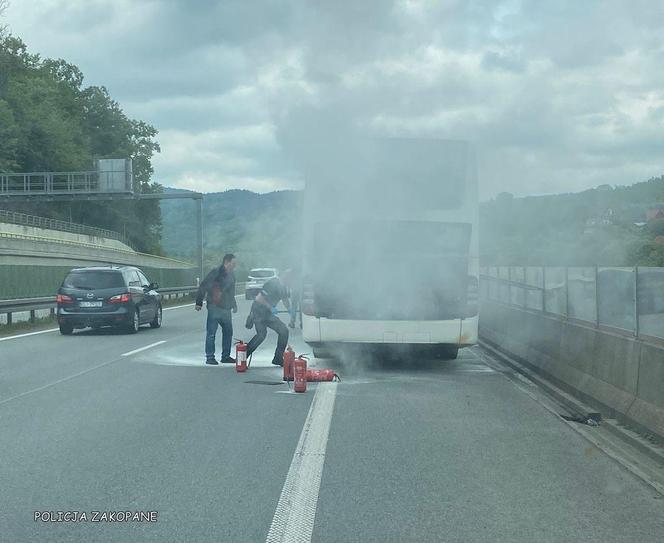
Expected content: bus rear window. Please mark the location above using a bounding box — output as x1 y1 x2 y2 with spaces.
314 221 472 256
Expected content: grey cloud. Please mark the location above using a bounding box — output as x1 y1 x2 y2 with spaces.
4 0 664 198
125 88 268 131
481 50 525 73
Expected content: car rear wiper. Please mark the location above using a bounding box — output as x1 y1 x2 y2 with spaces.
69 285 94 290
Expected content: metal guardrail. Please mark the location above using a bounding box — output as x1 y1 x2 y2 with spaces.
0 283 247 325
0 209 129 246
0 231 195 267
0 286 199 325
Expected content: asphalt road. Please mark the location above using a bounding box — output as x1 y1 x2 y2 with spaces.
1 298 663 542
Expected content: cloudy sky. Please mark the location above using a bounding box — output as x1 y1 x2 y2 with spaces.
3 0 664 198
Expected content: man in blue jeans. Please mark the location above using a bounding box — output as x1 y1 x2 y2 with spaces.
195 254 238 365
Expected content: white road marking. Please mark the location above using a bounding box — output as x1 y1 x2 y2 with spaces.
0 328 58 342
163 303 194 311
266 382 338 543
121 341 167 357
164 293 243 312
453 366 496 373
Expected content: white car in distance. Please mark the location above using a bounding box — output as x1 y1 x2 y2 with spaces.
245 268 279 300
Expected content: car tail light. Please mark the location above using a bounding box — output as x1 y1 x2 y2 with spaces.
56 294 74 304
301 278 317 316
108 293 131 304
465 275 479 317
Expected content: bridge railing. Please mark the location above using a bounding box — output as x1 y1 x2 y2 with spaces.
0 160 133 196
481 266 664 343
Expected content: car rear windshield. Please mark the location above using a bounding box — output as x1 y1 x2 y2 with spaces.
63 271 125 290
250 270 276 278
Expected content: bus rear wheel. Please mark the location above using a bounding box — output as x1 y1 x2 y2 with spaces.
435 345 458 360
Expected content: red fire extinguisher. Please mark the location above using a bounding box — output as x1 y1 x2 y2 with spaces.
293 355 308 393
306 368 340 382
235 340 248 373
283 346 295 382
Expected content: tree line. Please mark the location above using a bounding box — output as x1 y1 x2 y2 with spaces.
0 33 163 254
481 177 664 267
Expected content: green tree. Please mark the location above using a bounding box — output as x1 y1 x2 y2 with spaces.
0 35 163 254
0 0 7 39
645 219 664 238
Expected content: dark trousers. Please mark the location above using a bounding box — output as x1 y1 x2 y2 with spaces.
205 305 233 360
246 302 289 362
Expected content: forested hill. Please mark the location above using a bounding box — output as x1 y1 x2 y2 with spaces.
0 35 162 253
160 189 302 276
161 175 664 273
481 175 664 266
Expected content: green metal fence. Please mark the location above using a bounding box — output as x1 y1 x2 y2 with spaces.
0 265 198 299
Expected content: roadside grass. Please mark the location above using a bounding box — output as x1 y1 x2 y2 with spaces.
0 315 58 337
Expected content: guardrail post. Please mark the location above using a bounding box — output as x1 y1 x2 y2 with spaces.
29 310 35 324
6 312 11 325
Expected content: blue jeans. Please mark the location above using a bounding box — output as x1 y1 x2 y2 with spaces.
205 306 233 360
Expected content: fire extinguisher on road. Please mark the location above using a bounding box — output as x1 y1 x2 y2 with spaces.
235 340 248 373
283 346 295 382
293 354 308 393
306 368 340 382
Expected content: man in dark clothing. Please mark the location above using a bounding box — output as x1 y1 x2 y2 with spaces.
195 254 237 365
246 270 294 366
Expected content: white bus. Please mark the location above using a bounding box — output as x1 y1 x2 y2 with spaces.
300 137 479 359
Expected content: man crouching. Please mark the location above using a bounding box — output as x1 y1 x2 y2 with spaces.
245 270 294 366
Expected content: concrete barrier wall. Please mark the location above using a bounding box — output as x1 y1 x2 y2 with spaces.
0 238 197 299
480 299 664 441
1 223 133 251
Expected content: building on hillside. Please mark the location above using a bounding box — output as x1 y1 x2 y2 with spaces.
647 208 664 221
584 208 614 234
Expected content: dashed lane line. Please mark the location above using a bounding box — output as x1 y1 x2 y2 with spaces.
121 340 168 357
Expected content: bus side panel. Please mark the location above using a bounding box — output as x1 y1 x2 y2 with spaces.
302 314 321 343
459 315 479 345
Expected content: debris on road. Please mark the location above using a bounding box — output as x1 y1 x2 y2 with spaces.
561 412 602 426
